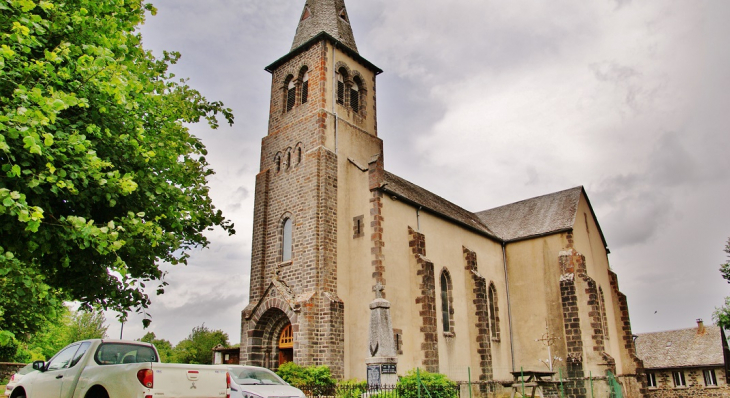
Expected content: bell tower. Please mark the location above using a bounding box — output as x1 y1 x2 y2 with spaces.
240 0 382 378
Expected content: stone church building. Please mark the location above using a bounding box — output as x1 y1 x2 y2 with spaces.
240 0 643 394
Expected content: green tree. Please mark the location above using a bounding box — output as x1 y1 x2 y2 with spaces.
139 331 173 363
0 0 234 344
13 306 73 361
171 324 228 364
713 238 730 329
67 309 108 342
10 307 108 362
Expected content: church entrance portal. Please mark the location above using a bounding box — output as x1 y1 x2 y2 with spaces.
250 307 294 371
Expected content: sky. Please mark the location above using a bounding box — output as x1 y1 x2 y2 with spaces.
105 0 730 345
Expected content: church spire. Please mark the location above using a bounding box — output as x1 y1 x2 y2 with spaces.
291 0 358 53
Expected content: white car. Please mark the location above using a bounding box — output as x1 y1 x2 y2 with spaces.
227 365 305 398
10 339 229 398
4 364 35 397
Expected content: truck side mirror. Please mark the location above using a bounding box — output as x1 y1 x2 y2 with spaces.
32 360 46 372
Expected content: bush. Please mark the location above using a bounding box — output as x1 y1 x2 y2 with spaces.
396 369 457 398
276 362 309 386
276 362 336 396
336 379 367 398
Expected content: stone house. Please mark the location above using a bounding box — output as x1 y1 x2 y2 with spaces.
635 320 730 397
239 0 643 397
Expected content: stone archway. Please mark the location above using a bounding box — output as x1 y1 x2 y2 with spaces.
252 307 295 371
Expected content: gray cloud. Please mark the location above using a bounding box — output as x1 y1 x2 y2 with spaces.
120 0 730 340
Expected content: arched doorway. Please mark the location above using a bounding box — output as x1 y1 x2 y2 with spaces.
278 324 293 365
250 306 295 371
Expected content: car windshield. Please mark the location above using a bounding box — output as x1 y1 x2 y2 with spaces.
95 343 157 365
228 366 287 385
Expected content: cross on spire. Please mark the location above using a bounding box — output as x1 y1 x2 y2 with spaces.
373 282 384 299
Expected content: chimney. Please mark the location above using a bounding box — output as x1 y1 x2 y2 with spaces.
697 318 706 335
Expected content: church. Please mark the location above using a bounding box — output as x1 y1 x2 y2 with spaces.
239 0 643 395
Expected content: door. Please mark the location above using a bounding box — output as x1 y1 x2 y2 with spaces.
31 343 80 397
60 342 91 397
278 324 293 365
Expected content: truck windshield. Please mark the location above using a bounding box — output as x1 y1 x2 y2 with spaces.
228 366 286 385
95 343 157 365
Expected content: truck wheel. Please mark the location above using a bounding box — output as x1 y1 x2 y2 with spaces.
85 386 110 398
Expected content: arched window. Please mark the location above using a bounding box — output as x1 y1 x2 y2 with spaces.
488 283 500 340
599 287 609 340
286 78 296 112
274 153 282 173
282 218 292 262
350 77 360 112
295 144 303 166
440 270 454 334
336 69 347 105
285 148 291 170
301 70 309 104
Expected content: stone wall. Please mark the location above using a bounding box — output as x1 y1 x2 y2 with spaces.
463 246 493 384
242 37 346 377
645 385 730 398
409 227 439 373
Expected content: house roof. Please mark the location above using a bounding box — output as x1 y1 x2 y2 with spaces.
475 187 583 242
635 325 725 369
380 171 499 240
291 0 358 53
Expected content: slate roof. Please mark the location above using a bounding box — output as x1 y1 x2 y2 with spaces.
635 325 725 369
380 172 498 239
291 0 358 53
377 173 607 245
475 187 583 242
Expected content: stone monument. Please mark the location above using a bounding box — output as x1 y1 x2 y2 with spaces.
366 282 398 386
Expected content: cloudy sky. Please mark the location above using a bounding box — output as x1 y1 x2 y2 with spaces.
105 0 730 345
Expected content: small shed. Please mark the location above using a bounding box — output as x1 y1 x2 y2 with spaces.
212 345 240 365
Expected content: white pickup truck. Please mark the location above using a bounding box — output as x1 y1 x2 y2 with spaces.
7 339 230 398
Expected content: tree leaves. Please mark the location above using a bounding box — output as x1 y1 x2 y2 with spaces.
714 238 730 329
0 0 235 339
170 324 229 364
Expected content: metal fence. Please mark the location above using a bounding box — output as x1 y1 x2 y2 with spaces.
297 383 461 398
